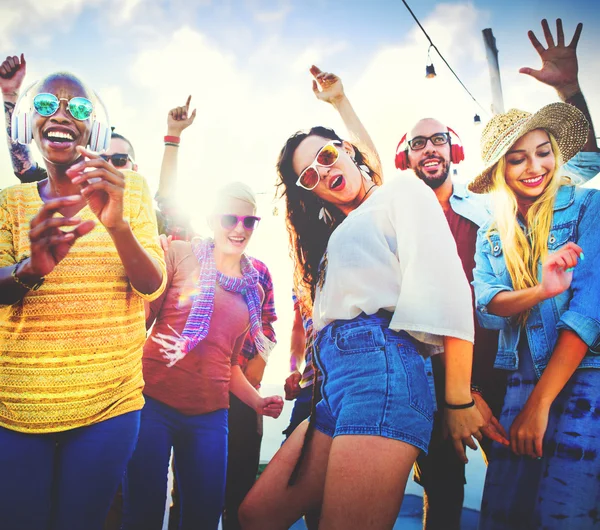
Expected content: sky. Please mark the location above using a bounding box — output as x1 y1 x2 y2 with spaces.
1 0 599 383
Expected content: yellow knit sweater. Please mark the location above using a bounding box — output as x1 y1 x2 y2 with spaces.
0 171 166 433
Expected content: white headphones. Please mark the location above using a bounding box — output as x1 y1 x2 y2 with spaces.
11 79 111 152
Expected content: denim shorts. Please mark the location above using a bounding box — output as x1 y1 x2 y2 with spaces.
313 311 434 453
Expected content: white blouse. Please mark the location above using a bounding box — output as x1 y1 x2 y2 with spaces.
312 174 474 355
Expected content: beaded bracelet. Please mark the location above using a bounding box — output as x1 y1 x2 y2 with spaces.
11 257 45 291
164 142 179 147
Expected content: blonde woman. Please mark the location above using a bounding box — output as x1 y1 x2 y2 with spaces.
469 103 600 529
122 182 283 530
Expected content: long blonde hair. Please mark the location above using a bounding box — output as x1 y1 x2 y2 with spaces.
487 133 568 322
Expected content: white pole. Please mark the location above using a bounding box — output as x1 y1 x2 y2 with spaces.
482 28 505 115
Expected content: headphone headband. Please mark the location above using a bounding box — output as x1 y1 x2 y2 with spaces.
11 76 111 152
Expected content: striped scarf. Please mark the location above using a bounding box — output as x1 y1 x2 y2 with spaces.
152 238 274 367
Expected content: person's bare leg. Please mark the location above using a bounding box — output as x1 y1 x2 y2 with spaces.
319 435 420 530
239 420 332 530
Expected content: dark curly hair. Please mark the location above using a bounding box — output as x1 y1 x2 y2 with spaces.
276 126 382 317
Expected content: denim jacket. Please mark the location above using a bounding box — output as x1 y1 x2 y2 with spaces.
473 185 600 378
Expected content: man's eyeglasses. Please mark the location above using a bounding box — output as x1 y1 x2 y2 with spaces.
33 93 94 121
100 153 134 168
220 214 261 231
408 132 450 151
296 141 341 191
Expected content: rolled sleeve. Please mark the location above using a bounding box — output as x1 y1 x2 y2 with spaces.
562 152 600 184
472 229 513 330
556 189 600 353
127 172 167 302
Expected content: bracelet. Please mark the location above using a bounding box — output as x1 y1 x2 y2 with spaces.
11 257 45 291
2 91 18 97
445 398 475 410
164 135 180 144
470 384 484 397
164 142 179 147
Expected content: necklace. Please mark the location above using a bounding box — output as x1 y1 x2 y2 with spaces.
357 183 378 207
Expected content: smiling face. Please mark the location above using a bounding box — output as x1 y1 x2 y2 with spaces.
406 118 451 189
210 197 257 257
504 129 555 205
32 75 93 166
292 135 363 213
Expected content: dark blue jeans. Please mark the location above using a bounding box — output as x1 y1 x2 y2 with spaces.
122 395 228 530
282 385 314 439
0 410 140 530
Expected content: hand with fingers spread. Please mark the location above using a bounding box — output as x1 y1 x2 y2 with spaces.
0 53 27 96
66 146 127 231
472 392 509 446
520 19 583 99
23 195 96 279
167 95 197 136
444 405 486 464
257 395 284 418
310 65 345 105
538 242 583 300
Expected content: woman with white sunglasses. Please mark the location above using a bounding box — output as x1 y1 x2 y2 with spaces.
0 72 166 530
239 126 485 529
122 181 283 530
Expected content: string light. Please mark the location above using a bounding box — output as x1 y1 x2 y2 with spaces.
401 0 489 116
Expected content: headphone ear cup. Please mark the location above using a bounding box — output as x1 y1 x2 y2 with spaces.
12 110 33 144
395 150 409 171
451 143 464 165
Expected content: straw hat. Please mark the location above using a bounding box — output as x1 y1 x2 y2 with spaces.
468 102 589 194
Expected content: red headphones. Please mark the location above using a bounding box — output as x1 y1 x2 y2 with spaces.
395 127 465 171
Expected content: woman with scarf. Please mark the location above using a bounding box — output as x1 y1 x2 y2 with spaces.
122 182 283 530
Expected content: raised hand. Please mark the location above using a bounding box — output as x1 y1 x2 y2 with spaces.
284 370 302 400
0 54 27 96
66 146 126 231
310 65 345 104
257 395 284 418
538 242 582 300
24 195 96 278
519 19 582 99
167 95 197 136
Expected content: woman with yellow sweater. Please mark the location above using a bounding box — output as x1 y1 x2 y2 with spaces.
0 72 166 530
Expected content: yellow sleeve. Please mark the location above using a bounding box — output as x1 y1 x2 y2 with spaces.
0 189 16 268
126 172 167 301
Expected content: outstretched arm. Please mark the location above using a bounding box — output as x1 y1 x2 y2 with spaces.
157 95 197 200
0 54 42 181
520 19 598 152
310 65 382 178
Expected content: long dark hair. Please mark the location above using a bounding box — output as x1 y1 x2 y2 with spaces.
276 126 381 317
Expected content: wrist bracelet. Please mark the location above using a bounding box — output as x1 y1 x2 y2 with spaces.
2 91 18 97
165 142 179 147
445 398 475 410
12 258 45 291
164 135 180 144
470 384 484 397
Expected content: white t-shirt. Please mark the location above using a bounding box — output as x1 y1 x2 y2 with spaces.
313 174 474 356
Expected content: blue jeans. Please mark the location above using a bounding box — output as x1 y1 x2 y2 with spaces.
0 411 140 530
282 385 314 439
122 395 228 530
